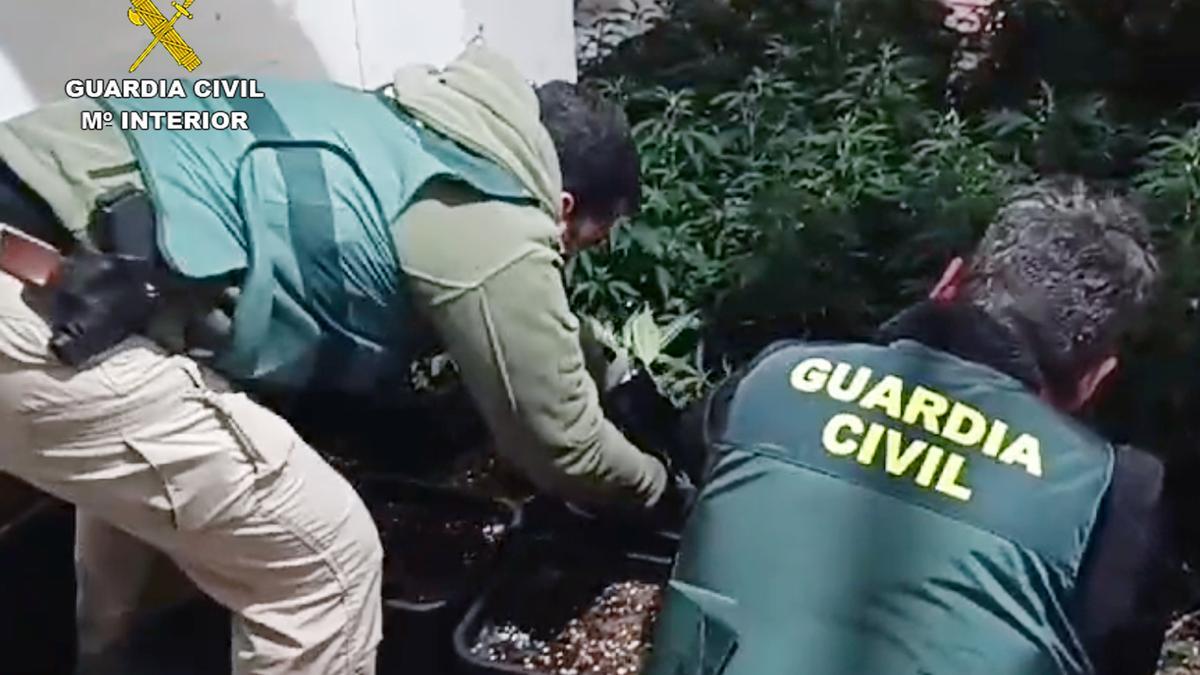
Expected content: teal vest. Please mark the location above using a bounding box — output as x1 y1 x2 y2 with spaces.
96 78 532 395
648 340 1113 675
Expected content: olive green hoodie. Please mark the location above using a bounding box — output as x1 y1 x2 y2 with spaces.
386 45 668 510
0 45 668 511
389 43 563 220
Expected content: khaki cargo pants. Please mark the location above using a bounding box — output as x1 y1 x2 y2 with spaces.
0 269 383 674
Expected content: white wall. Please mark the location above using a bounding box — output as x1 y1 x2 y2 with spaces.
462 0 578 84
0 0 576 122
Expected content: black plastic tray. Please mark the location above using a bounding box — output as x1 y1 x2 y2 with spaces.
356 476 524 674
453 542 672 675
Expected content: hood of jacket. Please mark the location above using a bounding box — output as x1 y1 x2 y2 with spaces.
389 43 563 220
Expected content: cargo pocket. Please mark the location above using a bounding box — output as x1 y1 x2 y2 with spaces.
111 361 299 532
120 395 298 535
207 391 297 477
178 361 296 479
645 580 739 675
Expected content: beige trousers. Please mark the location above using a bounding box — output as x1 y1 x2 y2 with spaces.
0 269 383 674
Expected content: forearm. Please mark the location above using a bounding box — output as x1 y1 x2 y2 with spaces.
410 251 667 510
487 396 668 509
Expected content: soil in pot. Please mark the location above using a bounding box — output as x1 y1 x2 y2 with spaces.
460 551 669 675
322 451 367 487
437 450 536 503
365 482 515 605
375 502 509 604
1160 611 1200 674
364 480 520 675
471 580 663 674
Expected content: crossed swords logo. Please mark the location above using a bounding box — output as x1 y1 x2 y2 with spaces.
127 0 202 73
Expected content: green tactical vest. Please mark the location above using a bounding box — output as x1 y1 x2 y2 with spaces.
647 339 1114 675
96 77 532 395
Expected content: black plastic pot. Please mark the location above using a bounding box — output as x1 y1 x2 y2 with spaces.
277 384 490 480
0 498 78 674
603 371 683 459
453 541 672 675
521 494 682 561
357 476 523 675
432 448 539 505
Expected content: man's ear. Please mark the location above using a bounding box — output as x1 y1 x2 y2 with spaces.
1069 355 1119 411
930 257 967 303
560 191 576 221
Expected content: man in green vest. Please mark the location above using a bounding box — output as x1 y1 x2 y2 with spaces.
648 177 1180 675
0 45 684 674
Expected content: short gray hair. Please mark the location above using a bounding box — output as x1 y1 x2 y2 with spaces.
964 176 1160 397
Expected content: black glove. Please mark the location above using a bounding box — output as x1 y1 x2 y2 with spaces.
603 369 713 484
648 467 697 530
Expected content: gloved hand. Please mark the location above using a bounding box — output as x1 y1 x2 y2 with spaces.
604 370 715 493
562 467 696 527
649 467 697 529
553 465 693 548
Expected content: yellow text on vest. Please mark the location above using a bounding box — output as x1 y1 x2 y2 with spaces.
790 357 1044 502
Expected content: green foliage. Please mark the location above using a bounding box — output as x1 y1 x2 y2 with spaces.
571 21 1016 387
581 307 714 405
568 0 1200 480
